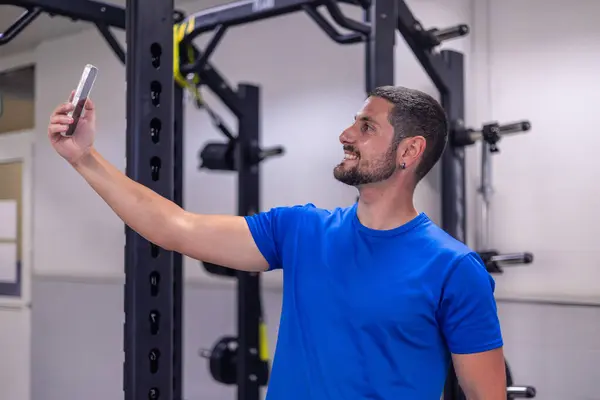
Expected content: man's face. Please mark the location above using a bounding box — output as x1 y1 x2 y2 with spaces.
333 96 399 186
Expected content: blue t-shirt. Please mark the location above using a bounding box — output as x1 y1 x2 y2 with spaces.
245 203 502 400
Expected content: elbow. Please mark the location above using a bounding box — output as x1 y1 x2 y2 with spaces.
142 208 186 253
159 208 190 253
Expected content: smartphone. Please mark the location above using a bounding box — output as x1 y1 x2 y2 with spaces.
62 64 98 137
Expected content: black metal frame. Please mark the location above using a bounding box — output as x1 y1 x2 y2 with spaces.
234 84 263 400
123 1 184 399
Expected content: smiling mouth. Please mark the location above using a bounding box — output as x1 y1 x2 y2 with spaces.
343 152 359 161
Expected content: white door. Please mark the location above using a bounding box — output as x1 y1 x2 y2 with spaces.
0 130 33 400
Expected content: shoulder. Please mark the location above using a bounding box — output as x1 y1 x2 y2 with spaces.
418 219 476 264
418 219 490 285
423 219 473 257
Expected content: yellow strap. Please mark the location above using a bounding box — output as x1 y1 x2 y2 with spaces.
259 320 270 362
173 19 202 104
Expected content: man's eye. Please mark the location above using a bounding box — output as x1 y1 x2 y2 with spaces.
361 123 373 132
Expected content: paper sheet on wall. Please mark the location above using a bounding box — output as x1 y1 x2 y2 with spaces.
0 200 17 240
0 243 17 283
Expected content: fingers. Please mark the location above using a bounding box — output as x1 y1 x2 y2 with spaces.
48 91 94 138
48 123 69 136
52 101 74 116
50 114 73 125
48 113 73 136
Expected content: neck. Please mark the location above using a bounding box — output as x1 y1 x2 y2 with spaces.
356 181 418 231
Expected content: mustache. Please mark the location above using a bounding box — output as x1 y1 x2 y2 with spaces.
343 145 360 156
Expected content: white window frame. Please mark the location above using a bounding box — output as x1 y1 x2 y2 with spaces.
0 130 33 309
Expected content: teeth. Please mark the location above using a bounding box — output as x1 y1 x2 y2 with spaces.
344 153 358 160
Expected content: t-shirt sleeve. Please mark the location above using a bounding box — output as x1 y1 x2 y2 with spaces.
244 205 305 271
437 252 504 354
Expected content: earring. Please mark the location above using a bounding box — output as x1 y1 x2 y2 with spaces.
400 162 406 170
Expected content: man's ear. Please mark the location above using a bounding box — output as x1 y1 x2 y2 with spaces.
398 136 427 168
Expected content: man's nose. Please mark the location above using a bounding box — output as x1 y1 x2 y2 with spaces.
339 127 355 144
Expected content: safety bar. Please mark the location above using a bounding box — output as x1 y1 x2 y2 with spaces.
468 120 531 143
507 385 537 398
431 24 469 43
490 252 533 265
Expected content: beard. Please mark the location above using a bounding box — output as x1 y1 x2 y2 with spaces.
333 144 398 186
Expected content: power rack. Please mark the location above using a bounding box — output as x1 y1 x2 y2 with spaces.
0 0 528 399
1 1 185 400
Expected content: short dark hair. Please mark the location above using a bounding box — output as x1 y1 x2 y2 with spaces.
369 86 448 182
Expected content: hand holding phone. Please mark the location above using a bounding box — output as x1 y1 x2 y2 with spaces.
47 64 99 165
62 63 98 137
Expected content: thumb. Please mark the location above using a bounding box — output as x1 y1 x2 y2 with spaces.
84 97 95 111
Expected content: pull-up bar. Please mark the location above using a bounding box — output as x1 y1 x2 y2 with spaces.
182 0 368 42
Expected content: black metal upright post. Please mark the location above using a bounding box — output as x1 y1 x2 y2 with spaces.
123 0 183 400
439 51 466 246
236 84 262 400
364 0 396 93
439 51 467 400
171 83 185 400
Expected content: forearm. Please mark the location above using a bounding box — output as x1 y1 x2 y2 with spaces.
72 147 182 249
462 386 506 400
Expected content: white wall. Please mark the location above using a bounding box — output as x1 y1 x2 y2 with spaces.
472 0 600 304
0 308 31 400
25 0 473 287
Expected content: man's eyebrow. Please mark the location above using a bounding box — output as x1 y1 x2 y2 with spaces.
354 115 380 126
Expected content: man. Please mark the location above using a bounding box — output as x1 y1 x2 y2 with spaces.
48 86 506 399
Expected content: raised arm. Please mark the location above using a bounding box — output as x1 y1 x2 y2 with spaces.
74 149 269 272
48 97 269 273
